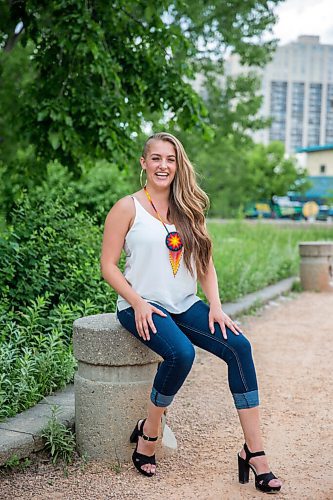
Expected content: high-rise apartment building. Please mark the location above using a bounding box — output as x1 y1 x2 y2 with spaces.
225 36 333 154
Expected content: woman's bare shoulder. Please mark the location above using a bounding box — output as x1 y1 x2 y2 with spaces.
105 195 136 232
108 195 134 216
112 194 135 211
111 190 144 213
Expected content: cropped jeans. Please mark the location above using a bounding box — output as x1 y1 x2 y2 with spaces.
116 299 259 410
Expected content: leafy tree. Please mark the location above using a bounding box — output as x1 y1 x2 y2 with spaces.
244 141 311 201
191 138 310 217
0 0 282 169
0 42 35 163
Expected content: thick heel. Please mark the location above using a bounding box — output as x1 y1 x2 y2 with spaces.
129 424 139 443
238 454 250 484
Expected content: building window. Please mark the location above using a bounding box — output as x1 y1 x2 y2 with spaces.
290 82 304 151
325 84 333 143
269 81 287 142
320 164 326 174
307 83 322 146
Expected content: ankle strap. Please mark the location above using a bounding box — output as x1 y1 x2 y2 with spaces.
139 419 158 442
244 442 265 461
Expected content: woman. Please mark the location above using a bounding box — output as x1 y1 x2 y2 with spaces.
100 132 282 493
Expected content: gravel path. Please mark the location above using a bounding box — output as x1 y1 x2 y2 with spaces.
1 291 333 500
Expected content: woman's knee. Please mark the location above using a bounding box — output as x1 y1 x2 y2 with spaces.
229 333 253 359
173 344 196 370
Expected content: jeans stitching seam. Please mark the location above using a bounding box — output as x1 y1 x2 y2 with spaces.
175 321 249 392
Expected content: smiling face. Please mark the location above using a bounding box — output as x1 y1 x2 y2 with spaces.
140 139 177 190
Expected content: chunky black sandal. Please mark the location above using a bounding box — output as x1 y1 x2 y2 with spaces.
238 442 281 493
129 418 158 477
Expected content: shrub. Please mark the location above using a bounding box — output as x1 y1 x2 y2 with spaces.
72 158 133 224
0 167 117 312
0 292 109 420
0 169 121 420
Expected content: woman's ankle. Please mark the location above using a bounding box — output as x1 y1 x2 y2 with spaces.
143 418 160 436
244 440 264 452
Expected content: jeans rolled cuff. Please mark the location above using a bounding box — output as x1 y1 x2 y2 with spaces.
150 386 175 407
232 389 259 409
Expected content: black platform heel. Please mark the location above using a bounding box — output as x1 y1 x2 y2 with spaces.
238 442 281 493
129 418 158 477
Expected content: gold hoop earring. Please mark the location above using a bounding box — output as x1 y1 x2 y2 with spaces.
140 168 147 188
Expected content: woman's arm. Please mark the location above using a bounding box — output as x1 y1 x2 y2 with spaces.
100 196 144 308
100 196 167 340
197 255 222 308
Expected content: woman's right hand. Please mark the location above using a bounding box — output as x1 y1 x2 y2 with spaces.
133 299 167 341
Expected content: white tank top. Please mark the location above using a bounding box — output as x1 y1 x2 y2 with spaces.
116 196 201 313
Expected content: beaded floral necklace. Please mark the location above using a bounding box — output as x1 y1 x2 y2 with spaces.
144 186 183 277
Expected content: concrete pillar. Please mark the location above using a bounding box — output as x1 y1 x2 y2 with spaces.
72 313 176 463
299 241 333 292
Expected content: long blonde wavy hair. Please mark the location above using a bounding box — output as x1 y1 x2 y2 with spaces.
142 132 212 277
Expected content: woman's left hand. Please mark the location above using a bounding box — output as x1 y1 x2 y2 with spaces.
208 302 244 339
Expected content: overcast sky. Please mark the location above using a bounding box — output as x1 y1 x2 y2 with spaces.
272 0 333 45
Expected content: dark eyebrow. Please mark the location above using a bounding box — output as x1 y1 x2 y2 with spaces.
150 153 176 158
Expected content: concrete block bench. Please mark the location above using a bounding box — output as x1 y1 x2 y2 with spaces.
299 241 333 292
73 313 176 463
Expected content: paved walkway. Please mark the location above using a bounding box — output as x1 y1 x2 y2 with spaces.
1 288 332 499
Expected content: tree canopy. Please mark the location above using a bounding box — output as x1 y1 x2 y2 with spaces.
0 0 282 169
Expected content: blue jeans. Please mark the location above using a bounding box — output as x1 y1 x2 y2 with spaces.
116 299 259 410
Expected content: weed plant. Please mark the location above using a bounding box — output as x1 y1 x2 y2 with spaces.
0 454 31 472
40 405 76 465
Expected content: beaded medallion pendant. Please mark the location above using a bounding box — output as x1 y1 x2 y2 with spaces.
144 186 183 277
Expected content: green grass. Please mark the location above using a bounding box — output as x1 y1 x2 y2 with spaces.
203 220 333 303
